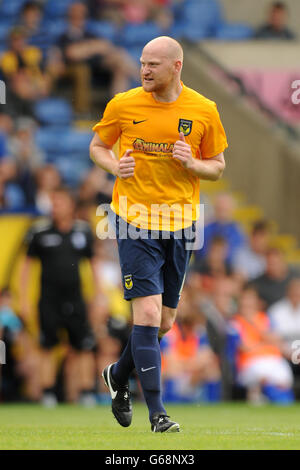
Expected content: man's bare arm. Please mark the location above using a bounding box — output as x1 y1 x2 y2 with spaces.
89 133 135 179
188 153 225 181
65 39 112 62
89 133 119 175
172 132 225 181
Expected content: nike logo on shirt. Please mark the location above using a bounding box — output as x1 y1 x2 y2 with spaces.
133 119 147 124
141 366 156 372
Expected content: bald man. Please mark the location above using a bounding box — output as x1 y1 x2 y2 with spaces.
90 36 228 432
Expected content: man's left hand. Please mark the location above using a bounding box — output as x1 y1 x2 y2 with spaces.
172 132 194 170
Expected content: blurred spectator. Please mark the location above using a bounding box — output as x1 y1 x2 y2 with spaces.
0 287 40 402
19 1 64 79
268 278 300 396
191 235 232 293
0 27 52 113
250 247 299 309
19 1 50 49
57 2 139 114
78 166 114 207
268 278 300 359
0 288 23 339
0 159 26 211
0 287 23 401
20 1 44 37
87 0 125 25
200 276 239 399
88 0 170 25
195 193 245 264
232 286 294 404
255 1 296 40
20 187 98 406
8 117 44 170
233 220 270 282
34 164 61 215
151 5 174 33
161 291 221 403
123 0 154 24
7 117 45 206
0 114 14 144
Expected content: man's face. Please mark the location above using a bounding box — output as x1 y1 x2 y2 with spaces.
10 34 25 52
51 192 74 222
270 7 287 29
140 48 178 94
214 195 235 223
23 7 42 29
266 250 286 277
251 230 269 254
239 290 259 316
68 3 87 28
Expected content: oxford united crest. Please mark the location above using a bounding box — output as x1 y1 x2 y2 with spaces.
124 274 133 290
178 119 193 136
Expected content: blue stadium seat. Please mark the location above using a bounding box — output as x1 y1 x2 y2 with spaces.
54 156 91 186
33 98 73 126
62 129 93 155
41 19 67 43
0 21 13 44
180 24 212 42
27 20 67 54
0 45 6 57
35 127 92 160
86 21 117 43
126 46 142 63
182 0 223 37
121 23 163 48
44 0 75 18
35 126 69 155
0 0 26 19
169 23 186 40
215 23 254 41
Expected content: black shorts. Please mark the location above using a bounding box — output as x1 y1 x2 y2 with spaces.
39 284 95 351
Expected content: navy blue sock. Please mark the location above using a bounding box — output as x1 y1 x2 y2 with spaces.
131 325 166 421
112 333 135 386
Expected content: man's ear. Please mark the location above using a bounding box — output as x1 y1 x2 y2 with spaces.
174 60 182 73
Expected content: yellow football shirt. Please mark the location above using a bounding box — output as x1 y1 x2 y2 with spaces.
93 83 228 231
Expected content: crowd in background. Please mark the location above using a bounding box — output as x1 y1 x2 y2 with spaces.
1 0 300 406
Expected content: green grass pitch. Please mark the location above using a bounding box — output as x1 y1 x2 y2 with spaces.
0 403 300 450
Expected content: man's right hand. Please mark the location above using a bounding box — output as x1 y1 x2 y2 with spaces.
117 149 135 179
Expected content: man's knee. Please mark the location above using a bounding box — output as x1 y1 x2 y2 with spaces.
132 296 161 327
139 305 160 326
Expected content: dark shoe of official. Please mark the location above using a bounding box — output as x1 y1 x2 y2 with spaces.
151 412 180 433
102 363 132 427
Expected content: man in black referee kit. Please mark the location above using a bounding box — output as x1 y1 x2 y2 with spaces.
21 187 97 406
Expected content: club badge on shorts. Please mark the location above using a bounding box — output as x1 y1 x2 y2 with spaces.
124 274 133 290
178 119 193 136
